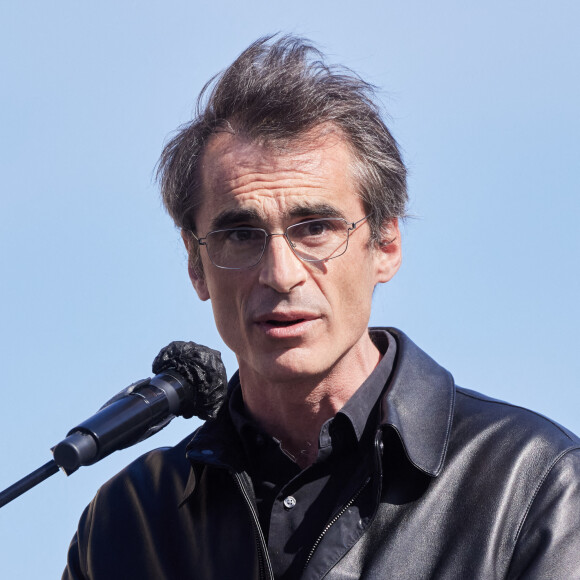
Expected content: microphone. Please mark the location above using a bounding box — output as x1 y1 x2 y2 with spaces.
51 341 227 475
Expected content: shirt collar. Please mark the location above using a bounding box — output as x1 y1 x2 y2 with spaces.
336 329 397 441
228 329 397 461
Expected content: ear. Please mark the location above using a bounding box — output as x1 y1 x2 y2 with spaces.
181 230 211 301
374 218 402 284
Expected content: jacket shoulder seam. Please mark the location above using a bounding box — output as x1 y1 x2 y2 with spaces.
456 387 578 443
511 446 580 556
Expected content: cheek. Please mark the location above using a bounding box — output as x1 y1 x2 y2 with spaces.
324 259 376 324
208 278 237 316
205 274 249 340
208 291 239 353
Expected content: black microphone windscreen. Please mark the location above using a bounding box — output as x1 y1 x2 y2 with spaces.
152 341 227 421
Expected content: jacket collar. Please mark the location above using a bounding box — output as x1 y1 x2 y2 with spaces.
185 386 246 470
378 328 455 477
181 383 247 504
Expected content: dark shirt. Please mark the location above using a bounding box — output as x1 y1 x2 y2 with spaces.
229 330 397 579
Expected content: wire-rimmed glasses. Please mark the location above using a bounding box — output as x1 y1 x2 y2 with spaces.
189 215 371 270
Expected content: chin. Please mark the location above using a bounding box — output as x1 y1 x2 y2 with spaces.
255 348 332 382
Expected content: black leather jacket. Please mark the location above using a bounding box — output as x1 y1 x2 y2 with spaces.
63 329 580 579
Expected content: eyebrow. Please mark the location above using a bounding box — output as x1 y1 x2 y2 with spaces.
209 202 345 231
210 208 262 231
288 202 345 220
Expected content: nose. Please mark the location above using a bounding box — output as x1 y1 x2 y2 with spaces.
258 233 307 293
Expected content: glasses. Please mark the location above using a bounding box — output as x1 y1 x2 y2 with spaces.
190 215 371 270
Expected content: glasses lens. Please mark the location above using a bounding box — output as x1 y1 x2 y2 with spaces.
287 218 350 262
205 228 266 269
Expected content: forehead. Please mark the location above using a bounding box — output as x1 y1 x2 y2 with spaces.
196 130 363 230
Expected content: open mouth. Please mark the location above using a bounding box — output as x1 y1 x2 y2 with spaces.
267 319 305 327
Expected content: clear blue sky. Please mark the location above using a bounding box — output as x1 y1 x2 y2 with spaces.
1 1 578 577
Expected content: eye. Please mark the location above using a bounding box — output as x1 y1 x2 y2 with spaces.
304 221 326 236
291 219 340 239
225 228 263 243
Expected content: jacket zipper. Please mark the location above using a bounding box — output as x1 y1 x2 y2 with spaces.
233 471 274 580
303 429 384 573
303 476 371 570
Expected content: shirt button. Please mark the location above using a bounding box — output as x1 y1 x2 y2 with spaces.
283 496 297 510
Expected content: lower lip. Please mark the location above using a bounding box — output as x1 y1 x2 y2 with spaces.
255 319 318 339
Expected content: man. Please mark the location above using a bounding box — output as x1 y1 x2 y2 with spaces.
64 36 580 579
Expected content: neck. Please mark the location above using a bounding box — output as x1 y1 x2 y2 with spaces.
238 334 381 469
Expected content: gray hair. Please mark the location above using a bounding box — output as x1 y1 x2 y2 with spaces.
157 35 407 270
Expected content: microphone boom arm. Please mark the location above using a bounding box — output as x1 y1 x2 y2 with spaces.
0 371 191 507
0 340 227 509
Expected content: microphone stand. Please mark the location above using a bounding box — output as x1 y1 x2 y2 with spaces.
0 460 60 508
0 382 166 509
0 377 162 509
0 374 188 509
0 340 227 510
0 375 179 509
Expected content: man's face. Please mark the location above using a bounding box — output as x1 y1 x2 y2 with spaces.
185 130 401 386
